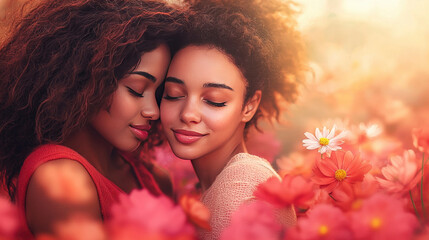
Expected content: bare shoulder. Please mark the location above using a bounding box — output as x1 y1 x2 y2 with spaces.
26 159 101 235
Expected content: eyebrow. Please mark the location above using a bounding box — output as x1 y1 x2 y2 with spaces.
130 71 156 83
203 83 233 91
165 77 233 91
165 77 184 84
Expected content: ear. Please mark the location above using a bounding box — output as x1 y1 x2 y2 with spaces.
241 90 262 122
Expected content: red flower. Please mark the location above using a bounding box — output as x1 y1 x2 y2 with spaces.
254 175 315 208
179 194 211 231
312 151 371 193
330 174 379 211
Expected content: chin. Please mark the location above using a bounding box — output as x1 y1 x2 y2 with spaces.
116 141 141 153
170 146 199 160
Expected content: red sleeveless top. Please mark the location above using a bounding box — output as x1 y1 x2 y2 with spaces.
16 144 162 235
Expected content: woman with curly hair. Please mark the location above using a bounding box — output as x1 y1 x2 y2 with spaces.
0 0 186 236
160 0 306 238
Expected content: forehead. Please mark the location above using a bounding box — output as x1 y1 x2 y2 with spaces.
131 44 171 85
167 45 247 89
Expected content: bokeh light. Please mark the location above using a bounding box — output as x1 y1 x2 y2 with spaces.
275 0 429 156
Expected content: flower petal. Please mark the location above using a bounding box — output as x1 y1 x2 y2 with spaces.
315 128 322 139
304 132 318 142
326 125 336 139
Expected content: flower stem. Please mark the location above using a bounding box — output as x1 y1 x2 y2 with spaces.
328 193 337 202
410 190 420 221
421 153 426 222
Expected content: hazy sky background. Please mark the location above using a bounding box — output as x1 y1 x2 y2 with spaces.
274 0 429 155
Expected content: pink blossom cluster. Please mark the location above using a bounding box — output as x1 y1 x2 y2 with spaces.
0 189 199 240
0 196 21 240
206 124 429 239
242 124 428 240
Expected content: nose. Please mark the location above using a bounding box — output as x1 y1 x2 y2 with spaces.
180 98 201 124
141 96 159 120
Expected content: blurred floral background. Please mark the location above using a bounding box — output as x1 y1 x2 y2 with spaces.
278 0 429 155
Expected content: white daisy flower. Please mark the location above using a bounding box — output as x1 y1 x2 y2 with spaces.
302 125 348 155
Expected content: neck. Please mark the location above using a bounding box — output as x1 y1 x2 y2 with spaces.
62 124 116 175
191 128 248 192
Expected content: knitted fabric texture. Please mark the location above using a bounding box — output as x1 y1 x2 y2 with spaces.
198 153 296 240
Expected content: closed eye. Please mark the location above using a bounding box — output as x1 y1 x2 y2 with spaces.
127 87 144 98
163 94 184 100
205 100 227 107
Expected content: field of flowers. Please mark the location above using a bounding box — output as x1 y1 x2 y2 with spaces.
2 0 429 239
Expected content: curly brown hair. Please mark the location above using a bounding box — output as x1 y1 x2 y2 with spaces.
0 0 187 199
176 0 307 129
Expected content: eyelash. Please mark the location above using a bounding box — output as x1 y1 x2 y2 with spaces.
127 87 144 98
163 95 226 107
205 100 227 107
163 95 182 100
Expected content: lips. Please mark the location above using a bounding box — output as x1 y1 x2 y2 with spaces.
130 125 151 141
173 129 207 144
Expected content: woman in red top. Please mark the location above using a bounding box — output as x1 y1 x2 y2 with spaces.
0 0 186 236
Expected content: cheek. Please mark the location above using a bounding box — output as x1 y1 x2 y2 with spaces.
202 105 243 131
160 101 178 126
109 91 139 118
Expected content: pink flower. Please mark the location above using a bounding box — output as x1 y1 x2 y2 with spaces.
303 125 348 155
350 193 419 240
376 149 422 195
152 144 199 196
408 163 429 223
254 175 315 209
107 189 195 239
312 151 371 193
220 201 282 240
413 128 429 154
0 197 20 239
287 204 352 240
358 123 382 140
348 122 383 145
276 151 315 178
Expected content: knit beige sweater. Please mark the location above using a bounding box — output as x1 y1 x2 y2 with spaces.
198 153 296 240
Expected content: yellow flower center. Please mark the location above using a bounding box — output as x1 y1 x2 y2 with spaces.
334 169 347 181
351 199 363 210
319 137 330 146
371 217 382 229
319 225 329 236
